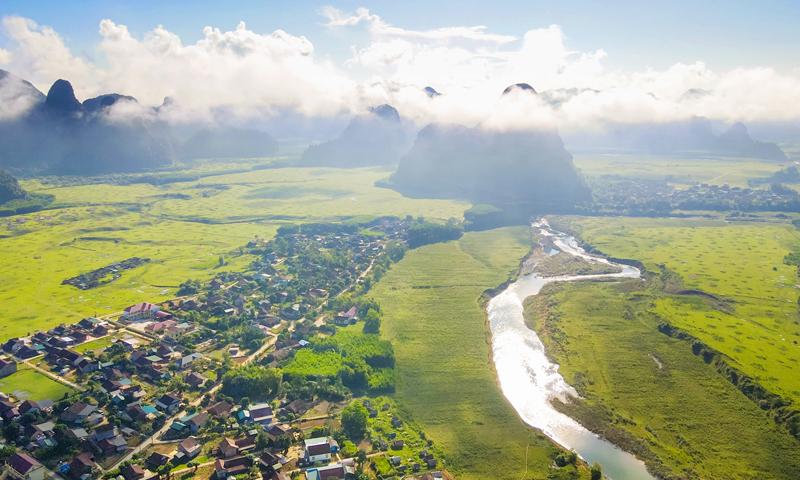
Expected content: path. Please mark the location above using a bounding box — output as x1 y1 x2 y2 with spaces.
22 359 86 392
706 163 753 184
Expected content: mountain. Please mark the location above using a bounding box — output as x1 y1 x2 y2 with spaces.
181 127 279 160
564 116 787 160
0 69 45 120
82 93 138 114
299 104 407 168
390 85 590 210
0 168 28 204
0 76 178 174
424 87 442 98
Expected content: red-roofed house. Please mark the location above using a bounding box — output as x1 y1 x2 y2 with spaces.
123 303 160 320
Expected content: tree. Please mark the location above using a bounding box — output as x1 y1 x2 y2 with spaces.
590 462 603 480
363 309 381 334
341 402 368 440
187 461 199 472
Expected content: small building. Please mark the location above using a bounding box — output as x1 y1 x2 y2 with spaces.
304 437 332 463
0 357 17 378
7 453 45 480
214 456 249 479
155 393 182 413
68 453 95 478
304 463 352 480
249 403 274 426
179 437 201 459
218 438 239 459
61 402 96 424
334 307 358 325
206 401 232 417
265 423 292 441
145 452 169 469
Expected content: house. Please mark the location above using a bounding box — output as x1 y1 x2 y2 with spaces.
175 353 203 370
206 401 232 417
249 403 274 426
123 302 160 320
6 453 45 480
178 437 201 459
218 438 239 458
155 393 182 413
214 456 249 479
186 412 209 433
61 403 95 423
334 307 358 325
265 424 291 441
97 435 127 456
78 358 98 373
391 439 404 449
68 453 95 477
236 409 251 424
68 428 89 441
184 372 206 387
164 324 192 345
120 463 145 480
236 435 256 453
280 304 302 320
145 452 169 469
304 463 353 480
0 357 17 378
258 451 281 469
304 437 332 463
91 424 118 442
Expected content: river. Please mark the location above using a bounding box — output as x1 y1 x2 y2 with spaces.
487 222 658 480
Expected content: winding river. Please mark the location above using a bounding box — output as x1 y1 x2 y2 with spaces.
488 223 658 480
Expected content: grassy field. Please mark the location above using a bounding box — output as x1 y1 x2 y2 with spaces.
0 165 467 341
371 227 593 480
524 279 800 480
572 154 785 188
552 216 800 404
0 365 74 401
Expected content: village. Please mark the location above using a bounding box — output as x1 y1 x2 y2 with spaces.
0 218 455 480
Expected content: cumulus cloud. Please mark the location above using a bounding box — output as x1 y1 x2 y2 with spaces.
1 9 799 132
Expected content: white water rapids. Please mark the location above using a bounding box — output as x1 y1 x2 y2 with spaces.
487 223 657 480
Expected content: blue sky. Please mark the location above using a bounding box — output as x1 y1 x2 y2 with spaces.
2 0 800 72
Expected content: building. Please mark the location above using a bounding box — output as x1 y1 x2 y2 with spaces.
155 393 182 413
123 303 160 320
68 453 95 478
214 456 249 479
304 463 352 480
334 307 358 325
265 423 291 441
61 402 96 423
178 437 201 459
0 357 17 378
304 437 332 463
6 453 45 480
249 403 274 426
218 438 239 459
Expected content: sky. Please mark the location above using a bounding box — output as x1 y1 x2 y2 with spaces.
1 0 799 130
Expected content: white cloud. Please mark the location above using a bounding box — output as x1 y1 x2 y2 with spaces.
1 10 800 132
320 6 516 45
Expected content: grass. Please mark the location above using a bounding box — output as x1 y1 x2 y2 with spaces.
552 215 800 404
72 335 115 353
371 227 591 480
0 165 467 341
524 279 800 480
572 154 785 188
0 365 74 401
